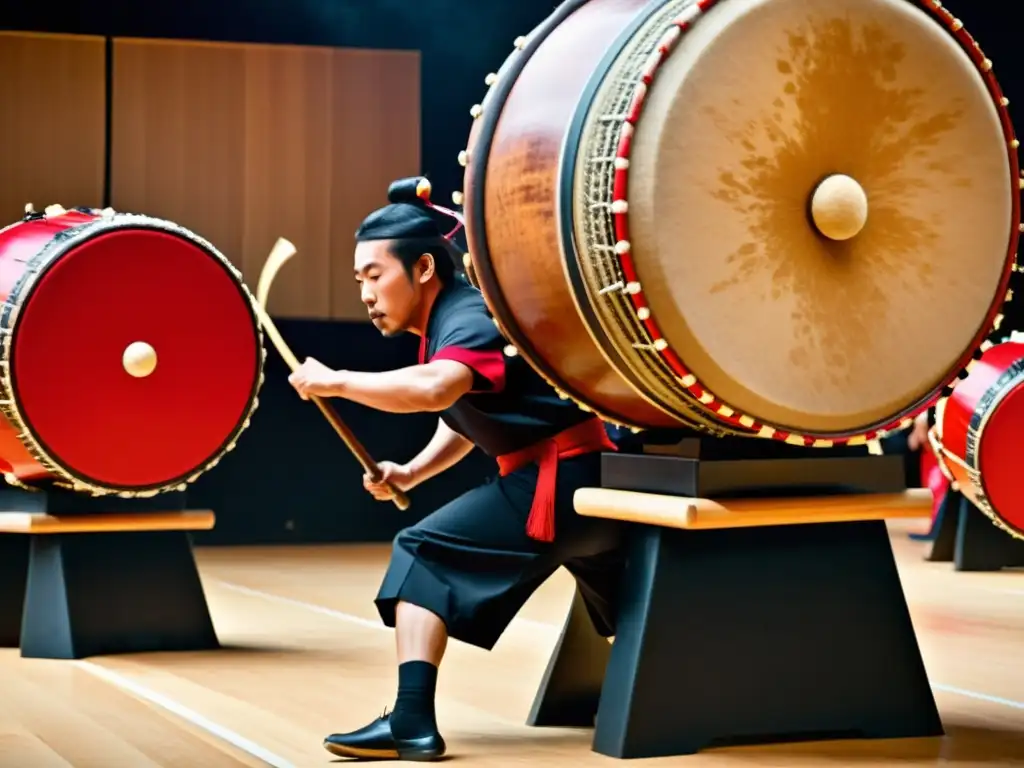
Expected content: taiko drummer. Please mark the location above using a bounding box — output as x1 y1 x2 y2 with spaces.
287 177 625 761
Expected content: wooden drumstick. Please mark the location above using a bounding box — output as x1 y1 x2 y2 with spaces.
255 237 411 511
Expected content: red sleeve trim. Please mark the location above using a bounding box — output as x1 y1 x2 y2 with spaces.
431 346 506 393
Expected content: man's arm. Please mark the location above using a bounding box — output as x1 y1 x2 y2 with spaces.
363 419 474 500
325 359 474 414
406 418 475 485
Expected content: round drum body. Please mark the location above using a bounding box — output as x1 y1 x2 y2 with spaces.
462 0 1019 445
0 208 264 496
930 338 1024 540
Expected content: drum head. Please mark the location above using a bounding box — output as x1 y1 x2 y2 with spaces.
7 218 262 491
980 385 1024 537
626 0 1015 434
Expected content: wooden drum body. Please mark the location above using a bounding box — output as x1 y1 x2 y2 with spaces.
461 0 1019 446
0 208 264 496
930 338 1024 540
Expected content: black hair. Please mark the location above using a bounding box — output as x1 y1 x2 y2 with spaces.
355 177 464 285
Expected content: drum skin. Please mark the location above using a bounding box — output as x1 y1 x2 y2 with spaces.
932 338 1024 540
461 0 1019 446
0 208 264 496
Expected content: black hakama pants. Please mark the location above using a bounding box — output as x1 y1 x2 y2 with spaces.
374 451 625 650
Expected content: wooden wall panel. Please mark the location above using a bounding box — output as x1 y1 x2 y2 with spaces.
328 49 421 322
241 45 334 318
110 39 247 294
0 32 106 224
110 38 421 321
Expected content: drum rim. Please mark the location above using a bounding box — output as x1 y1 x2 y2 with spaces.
462 0 651 431
0 211 266 497
555 0 742 436
560 0 1020 445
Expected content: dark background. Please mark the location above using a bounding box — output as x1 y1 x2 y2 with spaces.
3 0 1018 546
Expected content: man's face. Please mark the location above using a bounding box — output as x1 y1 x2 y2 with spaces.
353 240 422 337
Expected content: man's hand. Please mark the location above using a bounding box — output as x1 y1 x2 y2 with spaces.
363 461 417 501
288 357 340 400
907 411 930 452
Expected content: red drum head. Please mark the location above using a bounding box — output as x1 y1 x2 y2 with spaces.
1 214 263 494
977 373 1024 536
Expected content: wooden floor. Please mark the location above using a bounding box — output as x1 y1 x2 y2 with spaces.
2 518 1023 767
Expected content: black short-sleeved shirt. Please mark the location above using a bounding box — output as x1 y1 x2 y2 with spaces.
418 279 594 457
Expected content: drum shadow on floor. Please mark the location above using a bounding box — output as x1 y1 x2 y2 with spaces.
694 723 1023 765
431 722 1023 764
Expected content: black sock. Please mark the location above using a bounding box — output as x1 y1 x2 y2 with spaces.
389 661 439 739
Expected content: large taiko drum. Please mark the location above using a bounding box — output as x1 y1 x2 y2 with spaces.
928 337 1024 540
460 0 1019 447
0 207 264 496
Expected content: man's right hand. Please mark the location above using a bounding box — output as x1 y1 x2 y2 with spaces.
363 461 417 501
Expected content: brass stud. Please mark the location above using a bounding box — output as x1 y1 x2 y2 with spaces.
458 150 469 167
1001 97 1010 106
452 191 464 206
951 18 963 31
485 72 497 86
982 58 993 71
514 36 527 49
503 344 518 357
1012 139 1020 149
470 104 483 118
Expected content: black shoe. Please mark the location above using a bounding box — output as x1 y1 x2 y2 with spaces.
323 710 446 761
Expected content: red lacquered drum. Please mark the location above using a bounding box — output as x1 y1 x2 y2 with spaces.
929 337 1024 540
460 0 1019 446
0 207 264 496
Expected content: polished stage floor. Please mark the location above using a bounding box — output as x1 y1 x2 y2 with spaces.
2 518 1022 767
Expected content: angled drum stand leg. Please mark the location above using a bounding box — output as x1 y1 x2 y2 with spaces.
529 451 943 759
527 587 612 727
952 494 1024 572
923 488 959 563
921 488 1024 571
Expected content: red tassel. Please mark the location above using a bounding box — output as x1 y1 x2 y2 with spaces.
525 440 559 543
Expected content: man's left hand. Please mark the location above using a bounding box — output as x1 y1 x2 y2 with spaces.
288 357 341 400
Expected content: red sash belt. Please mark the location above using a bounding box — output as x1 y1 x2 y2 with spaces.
495 418 617 543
